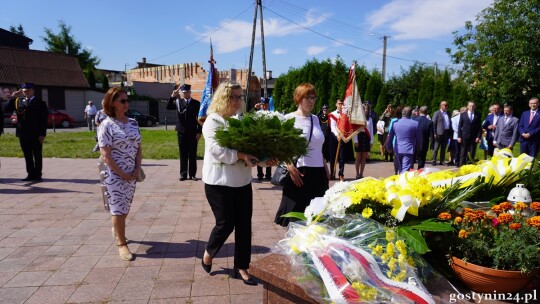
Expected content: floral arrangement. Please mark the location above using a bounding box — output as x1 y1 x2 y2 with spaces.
296 149 537 254
213 110 308 164
435 201 540 273
275 217 448 304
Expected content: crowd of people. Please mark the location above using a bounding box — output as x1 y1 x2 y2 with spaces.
2 81 539 287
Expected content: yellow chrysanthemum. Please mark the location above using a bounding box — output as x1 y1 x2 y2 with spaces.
407 256 416 267
372 245 384 257
386 242 395 256
351 282 377 301
395 240 407 255
386 229 396 242
362 207 373 218
388 257 398 271
393 270 407 282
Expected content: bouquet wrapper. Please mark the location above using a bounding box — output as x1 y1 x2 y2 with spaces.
275 217 458 304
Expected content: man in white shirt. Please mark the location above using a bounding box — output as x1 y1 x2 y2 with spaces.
84 101 97 131
328 99 345 181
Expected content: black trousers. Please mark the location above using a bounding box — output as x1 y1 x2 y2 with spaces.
19 136 43 178
257 166 272 179
460 138 477 166
416 146 429 169
205 183 253 269
328 134 345 177
177 132 198 178
432 130 451 163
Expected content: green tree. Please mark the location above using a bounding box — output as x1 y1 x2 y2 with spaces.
375 84 390 115
9 24 26 37
417 76 434 108
101 75 110 91
42 21 101 73
446 0 540 114
364 70 383 105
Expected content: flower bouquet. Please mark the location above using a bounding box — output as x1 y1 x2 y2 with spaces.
213 111 308 164
274 216 456 304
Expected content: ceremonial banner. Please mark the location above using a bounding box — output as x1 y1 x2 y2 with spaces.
337 63 367 142
198 41 219 125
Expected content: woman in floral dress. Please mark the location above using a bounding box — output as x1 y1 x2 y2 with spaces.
97 88 142 261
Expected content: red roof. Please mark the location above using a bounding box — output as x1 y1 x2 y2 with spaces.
0 46 89 88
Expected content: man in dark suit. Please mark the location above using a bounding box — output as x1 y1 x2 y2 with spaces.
458 101 482 166
493 105 519 151
414 106 433 169
386 107 423 173
431 101 452 166
4 83 48 181
167 84 202 181
482 103 502 157
517 97 540 158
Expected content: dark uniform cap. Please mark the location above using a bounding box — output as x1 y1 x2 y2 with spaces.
180 84 191 92
322 104 329 109
20 83 34 89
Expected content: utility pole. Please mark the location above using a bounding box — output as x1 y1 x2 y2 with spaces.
382 35 388 82
246 0 268 109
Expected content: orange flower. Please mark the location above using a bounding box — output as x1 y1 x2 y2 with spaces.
491 205 502 214
498 213 513 224
514 202 528 211
526 216 540 228
458 229 468 238
438 212 451 220
499 202 513 211
530 202 540 212
509 223 522 230
454 216 463 224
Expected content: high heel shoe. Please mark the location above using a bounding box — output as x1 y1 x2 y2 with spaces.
201 252 212 273
233 268 257 286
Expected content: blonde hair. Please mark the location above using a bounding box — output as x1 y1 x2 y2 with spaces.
208 82 243 116
293 83 316 105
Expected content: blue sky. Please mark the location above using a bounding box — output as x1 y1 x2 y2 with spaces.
1 0 492 78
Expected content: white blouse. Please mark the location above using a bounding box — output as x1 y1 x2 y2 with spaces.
201 113 252 187
286 113 325 168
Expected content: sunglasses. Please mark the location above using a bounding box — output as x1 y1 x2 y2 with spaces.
116 99 129 104
231 95 244 101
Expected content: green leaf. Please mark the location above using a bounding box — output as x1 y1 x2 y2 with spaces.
281 212 307 221
405 219 455 232
397 227 430 254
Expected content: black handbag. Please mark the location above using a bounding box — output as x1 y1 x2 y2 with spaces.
270 115 313 186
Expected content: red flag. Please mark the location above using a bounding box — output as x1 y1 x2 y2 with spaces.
337 63 367 142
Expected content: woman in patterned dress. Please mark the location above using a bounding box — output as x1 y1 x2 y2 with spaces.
97 88 142 261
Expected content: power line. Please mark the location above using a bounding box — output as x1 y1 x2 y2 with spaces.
263 4 461 69
149 3 255 63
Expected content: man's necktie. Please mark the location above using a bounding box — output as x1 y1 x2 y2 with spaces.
469 112 473 122
530 111 535 124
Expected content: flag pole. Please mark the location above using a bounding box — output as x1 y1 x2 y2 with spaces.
333 138 341 179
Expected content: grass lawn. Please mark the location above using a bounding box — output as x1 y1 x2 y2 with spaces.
0 129 524 161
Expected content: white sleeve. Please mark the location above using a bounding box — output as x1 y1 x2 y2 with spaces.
202 115 239 165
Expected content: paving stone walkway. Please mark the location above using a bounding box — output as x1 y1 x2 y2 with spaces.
0 157 394 303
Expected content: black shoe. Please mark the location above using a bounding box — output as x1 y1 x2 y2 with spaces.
445 161 455 166
190 176 198 181
257 176 263 181
22 176 34 181
431 161 437 166
265 176 271 181
179 177 187 181
201 259 212 273
234 268 257 286
33 177 43 182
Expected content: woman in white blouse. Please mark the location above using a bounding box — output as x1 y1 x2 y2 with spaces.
274 83 330 227
200 81 277 285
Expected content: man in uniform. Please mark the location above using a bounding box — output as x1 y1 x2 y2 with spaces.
167 84 202 181
4 83 48 181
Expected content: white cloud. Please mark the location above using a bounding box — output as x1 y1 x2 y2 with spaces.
191 9 329 54
307 46 326 56
367 0 493 40
273 48 287 55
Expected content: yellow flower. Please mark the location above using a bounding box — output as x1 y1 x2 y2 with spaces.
351 282 377 301
388 257 398 271
514 202 528 211
458 229 468 238
362 207 373 218
386 242 395 256
407 256 416 267
372 245 384 257
386 229 396 242
381 253 390 263
395 240 407 255
393 270 407 282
